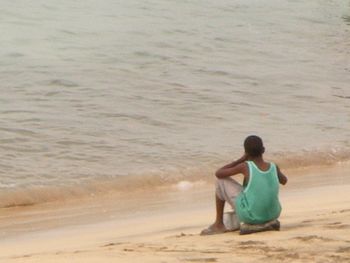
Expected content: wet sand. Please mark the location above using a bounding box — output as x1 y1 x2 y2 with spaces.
0 162 349 262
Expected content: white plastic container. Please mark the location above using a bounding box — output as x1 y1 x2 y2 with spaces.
224 211 240 231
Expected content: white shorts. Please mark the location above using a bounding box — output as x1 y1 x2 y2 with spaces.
215 177 243 210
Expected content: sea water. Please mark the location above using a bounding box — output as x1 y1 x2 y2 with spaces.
0 0 349 206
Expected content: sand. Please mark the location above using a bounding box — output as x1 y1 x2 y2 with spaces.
0 162 350 263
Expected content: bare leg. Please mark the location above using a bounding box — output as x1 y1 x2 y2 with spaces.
213 194 227 229
201 178 242 235
200 194 227 235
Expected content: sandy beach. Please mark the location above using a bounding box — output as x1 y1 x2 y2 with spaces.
0 161 349 263
1 1 349 262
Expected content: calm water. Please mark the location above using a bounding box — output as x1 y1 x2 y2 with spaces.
0 0 349 203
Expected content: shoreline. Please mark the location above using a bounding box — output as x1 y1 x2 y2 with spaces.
1 147 350 209
1 161 350 262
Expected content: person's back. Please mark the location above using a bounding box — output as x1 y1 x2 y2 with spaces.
201 135 287 235
235 161 281 224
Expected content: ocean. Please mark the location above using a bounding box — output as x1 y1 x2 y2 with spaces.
0 0 349 207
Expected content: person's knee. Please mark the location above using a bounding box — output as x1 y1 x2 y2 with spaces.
215 177 228 186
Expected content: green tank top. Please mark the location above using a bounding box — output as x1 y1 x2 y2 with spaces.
235 161 281 224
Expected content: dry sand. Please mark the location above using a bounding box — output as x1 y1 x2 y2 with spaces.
0 162 349 263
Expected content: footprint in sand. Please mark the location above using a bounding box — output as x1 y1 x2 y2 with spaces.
175 232 194 238
238 242 286 253
264 252 300 261
14 254 32 259
238 242 269 251
301 219 314 224
238 241 265 245
101 242 125 247
292 235 334 242
327 209 350 215
72 250 88 254
184 257 218 262
337 246 350 253
123 248 135 252
325 222 350 229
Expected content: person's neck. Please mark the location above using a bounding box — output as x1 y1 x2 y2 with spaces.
248 156 264 163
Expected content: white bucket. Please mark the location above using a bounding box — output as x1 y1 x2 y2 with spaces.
224 211 240 231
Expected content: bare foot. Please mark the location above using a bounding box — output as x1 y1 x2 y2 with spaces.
200 223 227 235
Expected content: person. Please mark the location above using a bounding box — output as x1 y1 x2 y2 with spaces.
201 135 288 235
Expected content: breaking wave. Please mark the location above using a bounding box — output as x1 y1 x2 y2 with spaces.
1 147 349 209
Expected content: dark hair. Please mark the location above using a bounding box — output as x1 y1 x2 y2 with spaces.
244 135 265 157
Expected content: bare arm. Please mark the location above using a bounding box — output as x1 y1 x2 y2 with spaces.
215 154 248 179
276 165 288 185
